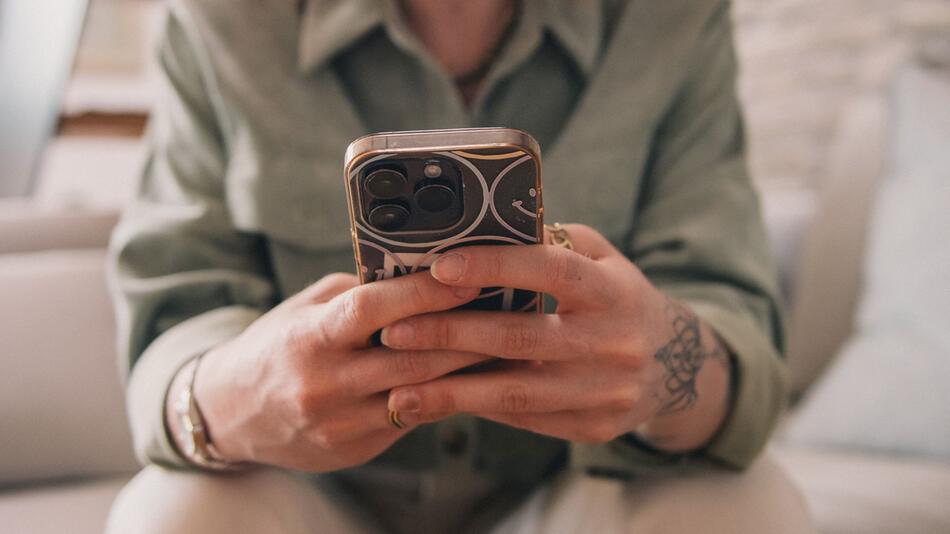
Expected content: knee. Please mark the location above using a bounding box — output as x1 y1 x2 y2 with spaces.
623 454 815 534
106 465 314 534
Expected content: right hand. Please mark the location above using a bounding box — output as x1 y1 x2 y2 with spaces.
186 272 485 472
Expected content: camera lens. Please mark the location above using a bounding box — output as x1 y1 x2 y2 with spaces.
414 183 455 212
368 203 410 231
364 168 407 199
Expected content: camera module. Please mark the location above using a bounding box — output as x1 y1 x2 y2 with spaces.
364 168 407 199
414 182 455 213
368 202 411 232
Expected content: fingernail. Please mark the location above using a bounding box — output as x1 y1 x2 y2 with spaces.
390 390 421 412
431 253 465 282
382 322 414 347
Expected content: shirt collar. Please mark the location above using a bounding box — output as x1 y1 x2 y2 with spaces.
297 0 385 73
297 0 603 77
538 0 603 77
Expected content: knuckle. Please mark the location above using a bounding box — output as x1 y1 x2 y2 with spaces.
288 386 321 423
499 384 531 412
310 424 341 451
406 275 430 305
624 334 653 366
332 366 361 398
433 319 456 348
391 350 432 381
308 313 336 349
434 390 457 413
501 324 541 355
279 320 309 354
545 249 582 287
486 252 506 282
556 321 594 357
338 289 370 328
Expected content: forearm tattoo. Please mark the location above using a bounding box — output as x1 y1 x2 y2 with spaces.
653 300 726 415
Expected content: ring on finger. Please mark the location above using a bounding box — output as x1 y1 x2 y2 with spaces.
544 223 574 250
388 409 406 430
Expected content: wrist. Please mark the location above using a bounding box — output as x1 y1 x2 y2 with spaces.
633 301 734 453
165 347 250 469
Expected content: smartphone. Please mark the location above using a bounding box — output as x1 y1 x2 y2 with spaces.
343 127 543 312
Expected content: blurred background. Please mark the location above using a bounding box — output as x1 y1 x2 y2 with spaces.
1 1 948 533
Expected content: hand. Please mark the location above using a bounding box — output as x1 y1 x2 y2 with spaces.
380 225 732 451
176 271 488 472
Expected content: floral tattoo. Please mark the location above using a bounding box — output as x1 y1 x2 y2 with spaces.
653 300 726 415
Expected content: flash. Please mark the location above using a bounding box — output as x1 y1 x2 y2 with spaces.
423 163 442 178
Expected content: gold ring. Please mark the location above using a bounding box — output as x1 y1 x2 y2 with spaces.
388 409 405 430
544 223 574 250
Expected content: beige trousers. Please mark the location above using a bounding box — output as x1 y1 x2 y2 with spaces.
107 455 814 534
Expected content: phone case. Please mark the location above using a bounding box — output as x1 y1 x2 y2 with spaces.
343 128 543 312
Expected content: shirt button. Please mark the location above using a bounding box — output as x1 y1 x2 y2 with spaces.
439 427 469 457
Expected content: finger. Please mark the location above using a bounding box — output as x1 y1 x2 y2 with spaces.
427 244 606 308
309 395 451 447
287 273 360 306
382 311 591 361
339 348 493 395
323 271 481 347
309 395 404 447
387 365 607 417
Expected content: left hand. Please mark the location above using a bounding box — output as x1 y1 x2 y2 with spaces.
381 224 729 447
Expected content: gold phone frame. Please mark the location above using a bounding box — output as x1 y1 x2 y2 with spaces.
343 127 544 311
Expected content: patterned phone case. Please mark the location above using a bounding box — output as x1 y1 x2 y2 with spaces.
344 130 543 312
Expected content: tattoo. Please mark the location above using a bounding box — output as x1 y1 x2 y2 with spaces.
653 300 725 415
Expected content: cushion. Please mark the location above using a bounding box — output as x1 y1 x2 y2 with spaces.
782 63 950 458
0 249 137 487
784 95 887 398
0 199 118 254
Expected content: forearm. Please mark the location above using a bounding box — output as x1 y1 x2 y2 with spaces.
635 299 733 453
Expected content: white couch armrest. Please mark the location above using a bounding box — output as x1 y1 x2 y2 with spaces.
0 199 118 254
0 249 137 487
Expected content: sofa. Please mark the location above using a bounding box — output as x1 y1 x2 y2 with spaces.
1 78 948 534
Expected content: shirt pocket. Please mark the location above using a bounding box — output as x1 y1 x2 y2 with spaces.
226 152 354 252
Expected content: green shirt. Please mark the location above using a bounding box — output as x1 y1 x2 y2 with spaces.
110 0 787 480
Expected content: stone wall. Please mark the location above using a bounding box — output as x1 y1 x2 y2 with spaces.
733 0 950 189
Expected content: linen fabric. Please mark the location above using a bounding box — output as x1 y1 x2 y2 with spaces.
109 0 786 481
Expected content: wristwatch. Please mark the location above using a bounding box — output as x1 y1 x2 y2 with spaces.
173 354 247 471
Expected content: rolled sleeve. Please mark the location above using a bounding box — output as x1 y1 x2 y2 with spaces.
687 297 787 467
109 5 275 468
572 0 786 474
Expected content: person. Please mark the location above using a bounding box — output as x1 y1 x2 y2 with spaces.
106 0 813 532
